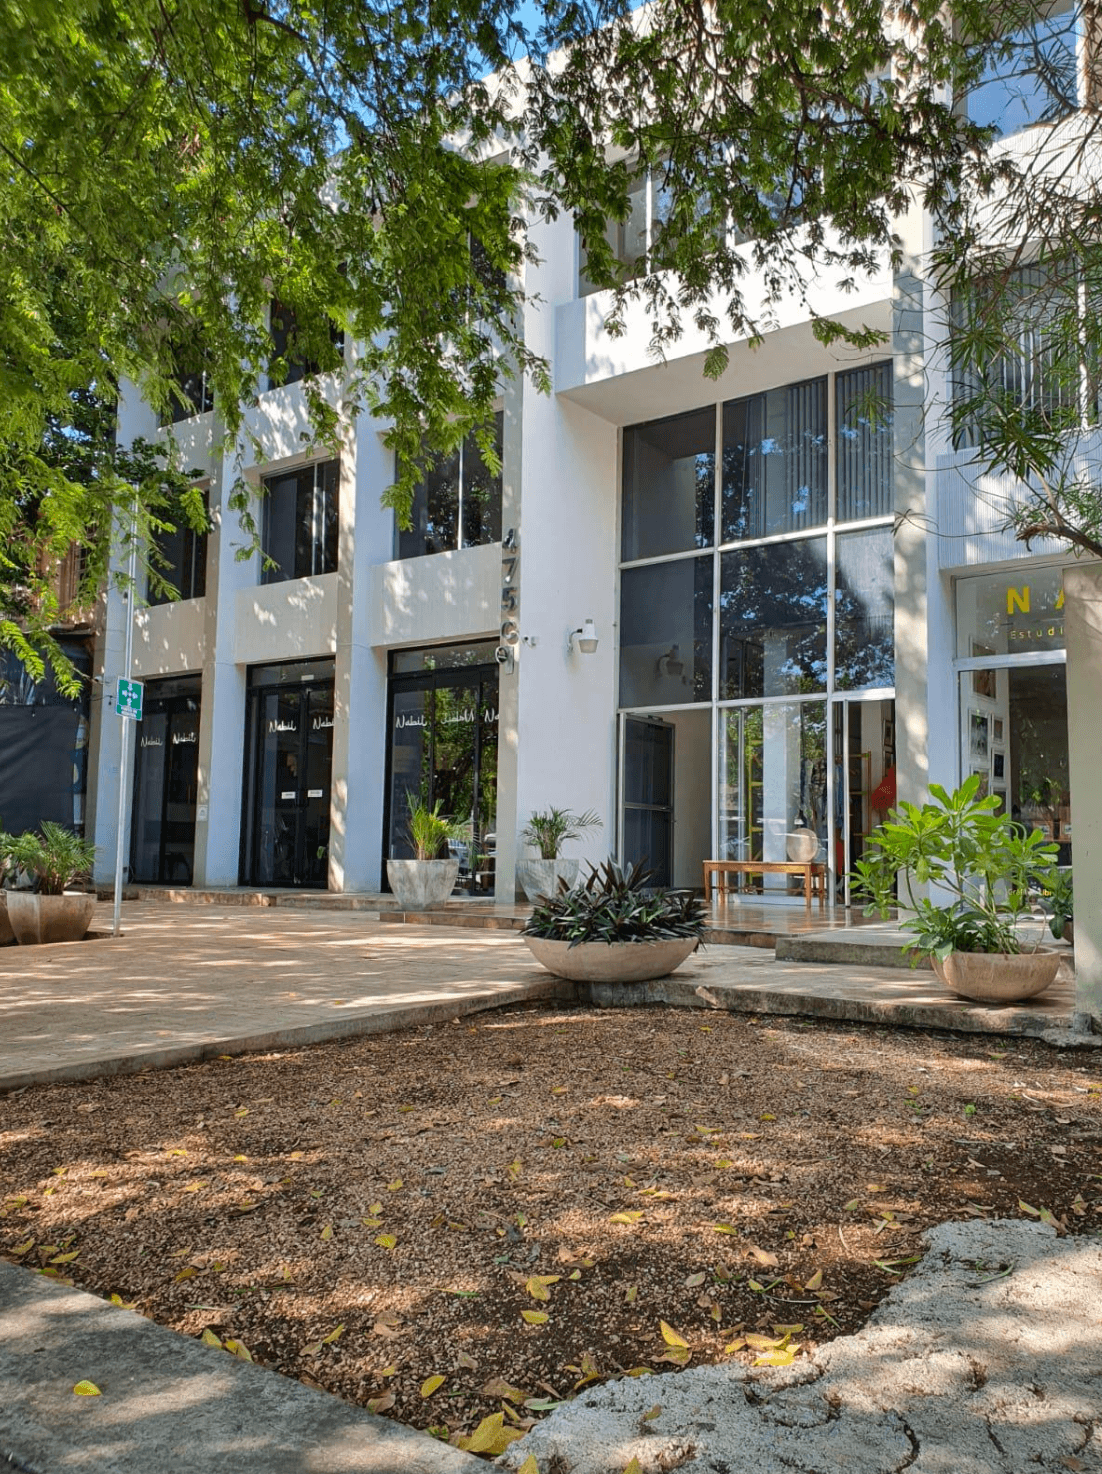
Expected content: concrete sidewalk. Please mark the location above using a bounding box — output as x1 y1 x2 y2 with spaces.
0 901 1089 1093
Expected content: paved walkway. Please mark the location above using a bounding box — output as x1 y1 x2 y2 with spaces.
0 902 1088 1093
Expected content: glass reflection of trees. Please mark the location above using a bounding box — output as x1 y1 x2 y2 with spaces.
834 529 895 690
719 539 828 698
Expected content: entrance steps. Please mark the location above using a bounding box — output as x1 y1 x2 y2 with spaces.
776 925 929 970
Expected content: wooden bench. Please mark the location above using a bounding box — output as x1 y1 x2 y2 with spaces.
702 859 827 911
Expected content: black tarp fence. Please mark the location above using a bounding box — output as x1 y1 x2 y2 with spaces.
0 642 92 836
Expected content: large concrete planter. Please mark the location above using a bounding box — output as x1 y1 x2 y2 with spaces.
932 949 1061 1003
517 857 579 903
7 891 97 945
0 893 13 945
386 858 460 910
524 935 698 983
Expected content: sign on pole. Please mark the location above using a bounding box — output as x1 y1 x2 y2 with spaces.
115 678 143 721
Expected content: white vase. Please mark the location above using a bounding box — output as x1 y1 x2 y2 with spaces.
516 857 579 903
7 892 97 945
386 858 460 910
524 935 698 982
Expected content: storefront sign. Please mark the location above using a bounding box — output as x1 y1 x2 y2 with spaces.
268 718 298 734
956 567 1067 658
311 714 334 731
498 528 518 671
172 729 198 745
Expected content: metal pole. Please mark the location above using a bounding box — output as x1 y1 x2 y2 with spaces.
112 517 139 937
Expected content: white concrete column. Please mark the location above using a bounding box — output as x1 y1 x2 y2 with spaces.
1063 561 1102 1025
330 414 392 892
191 450 256 886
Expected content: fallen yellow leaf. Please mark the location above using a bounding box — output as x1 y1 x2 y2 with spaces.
200 1329 223 1348
421 1374 446 1398
521 1310 549 1325
375 1233 397 1250
659 1320 689 1349
72 1380 101 1396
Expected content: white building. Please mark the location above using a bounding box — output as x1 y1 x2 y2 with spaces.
83 17 1085 909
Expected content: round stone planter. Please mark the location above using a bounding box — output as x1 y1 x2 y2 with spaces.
0 893 14 946
7 891 97 946
386 858 460 910
516 857 579 903
932 949 1061 1003
524 935 698 983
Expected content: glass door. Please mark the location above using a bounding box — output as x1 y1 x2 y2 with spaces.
130 676 201 884
383 655 499 893
243 671 333 887
620 716 674 886
831 696 895 908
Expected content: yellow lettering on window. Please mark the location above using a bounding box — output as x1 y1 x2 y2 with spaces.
1007 587 1030 615
1055 588 1065 610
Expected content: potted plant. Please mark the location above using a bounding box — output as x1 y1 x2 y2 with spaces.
386 796 466 910
852 776 1061 1003
522 857 706 982
5 822 99 945
517 807 601 902
1044 868 1073 947
0 830 14 945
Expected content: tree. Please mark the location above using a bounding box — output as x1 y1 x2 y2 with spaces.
4 0 1101 684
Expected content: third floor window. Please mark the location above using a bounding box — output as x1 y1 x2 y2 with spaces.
397 413 504 560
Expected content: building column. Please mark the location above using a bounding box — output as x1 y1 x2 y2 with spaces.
191 449 256 887
329 412 391 893
1063 561 1102 1025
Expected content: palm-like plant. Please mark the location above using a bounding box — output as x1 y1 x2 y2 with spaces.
520 807 601 860
406 797 467 861
6 822 98 895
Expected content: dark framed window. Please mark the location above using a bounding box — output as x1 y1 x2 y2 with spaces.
149 493 208 605
719 538 828 699
619 556 713 707
834 528 895 690
267 298 345 390
722 377 827 540
836 361 894 521
622 407 715 561
163 347 214 425
397 413 503 559
261 460 339 583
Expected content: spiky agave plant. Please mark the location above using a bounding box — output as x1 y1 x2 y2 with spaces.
522 857 706 948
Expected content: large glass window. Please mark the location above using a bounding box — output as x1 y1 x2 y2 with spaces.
621 408 715 561
835 529 895 690
397 413 503 559
719 539 828 699
267 299 345 390
149 493 208 605
261 460 339 584
719 702 828 869
955 564 1066 657
619 557 713 707
964 0 1079 137
722 378 827 540
836 361 894 521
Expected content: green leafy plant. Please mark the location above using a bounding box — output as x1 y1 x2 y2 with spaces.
0 831 13 888
851 776 1059 963
405 797 467 862
1043 868 1073 941
6 822 98 896
522 858 706 949
519 808 601 860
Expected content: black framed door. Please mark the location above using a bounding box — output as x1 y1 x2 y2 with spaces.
620 715 674 886
130 676 201 884
383 647 498 894
242 663 334 887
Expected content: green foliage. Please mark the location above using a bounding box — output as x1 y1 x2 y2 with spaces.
1043 868 1074 940
519 807 601 860
852 776 1060 962
6 822 98 896
405 797 467 863
523 857 706 948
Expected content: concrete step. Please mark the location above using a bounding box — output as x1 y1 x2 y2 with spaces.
775 926 933 970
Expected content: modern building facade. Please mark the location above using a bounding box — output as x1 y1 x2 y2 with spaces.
82 32 1086 907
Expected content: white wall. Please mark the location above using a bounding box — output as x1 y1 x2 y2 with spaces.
132 599 206 677
369 544 499 648
232 573 338 664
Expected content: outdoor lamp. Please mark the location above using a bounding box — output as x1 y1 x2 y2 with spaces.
568 618 599 655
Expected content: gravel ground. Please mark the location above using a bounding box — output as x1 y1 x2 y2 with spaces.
1 1004 1100 1456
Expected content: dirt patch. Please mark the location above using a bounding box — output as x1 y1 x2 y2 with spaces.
1 1006 1100 1451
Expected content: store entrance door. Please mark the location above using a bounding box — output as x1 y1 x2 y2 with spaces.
620 716 674 887
242 662 334 887
130 675 201 884
831 696 895 907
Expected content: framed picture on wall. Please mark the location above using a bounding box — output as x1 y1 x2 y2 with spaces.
993 718 1004 743
992 749 1005 780
968 710 990 761
970 767 990 800
972 668 997 699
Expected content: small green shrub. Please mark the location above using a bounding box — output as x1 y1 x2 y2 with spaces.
405 797 467 862
7 822 98 895
519 807 601 860
522 857 706 948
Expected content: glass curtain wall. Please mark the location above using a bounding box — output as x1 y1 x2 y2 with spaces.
619 360 895 899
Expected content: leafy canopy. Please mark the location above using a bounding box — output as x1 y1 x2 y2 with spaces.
4 0 1099 682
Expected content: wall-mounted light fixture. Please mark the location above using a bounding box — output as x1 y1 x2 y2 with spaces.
654 644 684 679
567 618 599 655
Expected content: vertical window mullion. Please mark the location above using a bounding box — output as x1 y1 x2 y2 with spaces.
456 439 465 551
826 372 837 700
